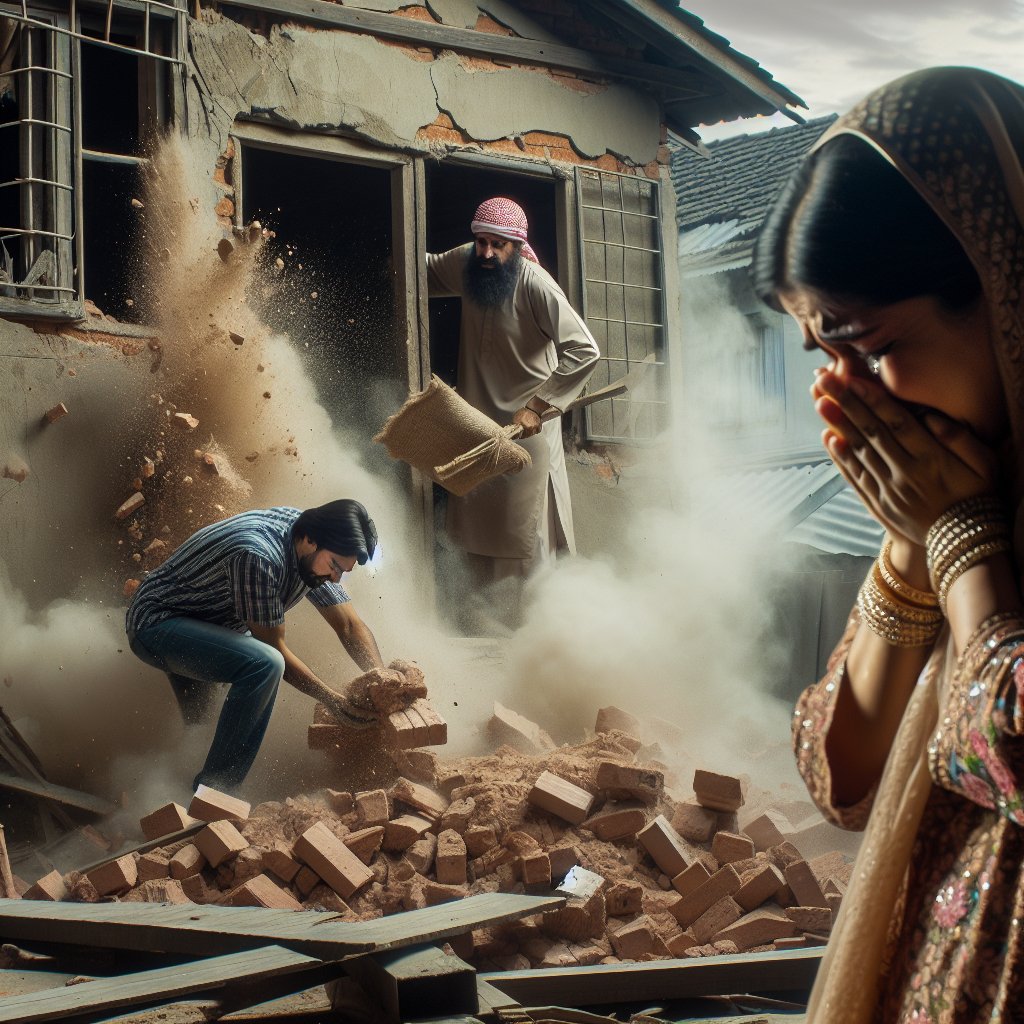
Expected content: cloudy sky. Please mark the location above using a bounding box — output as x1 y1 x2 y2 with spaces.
684 0 1024 140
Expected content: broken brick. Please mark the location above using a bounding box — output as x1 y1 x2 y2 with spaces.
188 786 250 823
383 814 433 853
692 770 745 813
227 874 302 910
139 802 196 843
23 870 67 901
528 771 594 826
671 802 718 844
582 803 646 841
194 820 248 868
168 844 205 880
87 855 138 897
435 829 467 886
343 826 385 865
488 701 556 754
293 822 373 900
637 815 693 877
711 830 755 865
735 863 786 912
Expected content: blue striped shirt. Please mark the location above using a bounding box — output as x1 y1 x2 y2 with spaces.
126 507 349 636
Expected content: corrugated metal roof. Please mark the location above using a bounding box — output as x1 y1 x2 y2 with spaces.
699 462 884 557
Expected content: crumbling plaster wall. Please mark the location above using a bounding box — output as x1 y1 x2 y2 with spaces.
0 323 155 607
186 10 660 169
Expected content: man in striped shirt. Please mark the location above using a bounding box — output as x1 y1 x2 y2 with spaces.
126 499 384 791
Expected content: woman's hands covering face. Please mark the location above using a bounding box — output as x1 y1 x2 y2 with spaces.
812 369 999 544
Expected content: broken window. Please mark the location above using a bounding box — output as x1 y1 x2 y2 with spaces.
0 9 74 314
0 1 184 321
576 167 668 442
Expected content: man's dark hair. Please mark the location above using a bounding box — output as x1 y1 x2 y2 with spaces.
752 134 981 314
294 499 378 564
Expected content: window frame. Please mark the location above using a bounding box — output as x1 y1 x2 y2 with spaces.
574 164 668 444
0 0 185 322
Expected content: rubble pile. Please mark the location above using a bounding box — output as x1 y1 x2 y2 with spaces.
37 705 851 973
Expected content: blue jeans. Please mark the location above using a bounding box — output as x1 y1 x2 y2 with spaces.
129 618 284 792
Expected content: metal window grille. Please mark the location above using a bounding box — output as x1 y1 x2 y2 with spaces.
575 165 668 442
0 0 185 317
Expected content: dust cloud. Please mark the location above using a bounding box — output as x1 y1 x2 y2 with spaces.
1 133 819 838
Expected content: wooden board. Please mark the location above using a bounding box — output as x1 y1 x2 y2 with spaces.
339 942 477 1021
0 892 562 961
478 946 822 1006
0 945 322 1022
0 770 116 816
75 822 206 876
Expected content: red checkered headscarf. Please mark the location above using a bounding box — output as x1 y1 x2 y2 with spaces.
470 197 539 263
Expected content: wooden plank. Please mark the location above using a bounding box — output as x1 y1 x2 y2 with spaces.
352 893 564 952
0 945 323 1022
221 0 709 93
0 899 371 959
0 707 47 778
0 824 19 898
0 770 117 816
339 942 477 1021
0 893 563 961
477 947 822 1006
75 822 206 875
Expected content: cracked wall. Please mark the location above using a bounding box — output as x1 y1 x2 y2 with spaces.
187 10 662 171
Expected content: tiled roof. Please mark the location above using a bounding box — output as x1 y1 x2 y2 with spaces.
672 115 838 244
609 0 805 128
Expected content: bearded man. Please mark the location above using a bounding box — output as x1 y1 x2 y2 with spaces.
126 500 384 791
426 197 600 597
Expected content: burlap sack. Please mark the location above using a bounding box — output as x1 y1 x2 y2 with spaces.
374 376 531 496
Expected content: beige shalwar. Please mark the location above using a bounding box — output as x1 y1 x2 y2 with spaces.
427 244 599 569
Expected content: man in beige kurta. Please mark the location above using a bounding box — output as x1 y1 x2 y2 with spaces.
426 197 599 584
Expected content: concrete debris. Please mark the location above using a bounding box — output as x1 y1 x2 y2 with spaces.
229 331 244 345
217 238 234 263
114 492 145 520
130 198 144 209
42 709 851 974
122 578 141 598
171 412 200 430
42 403 69 425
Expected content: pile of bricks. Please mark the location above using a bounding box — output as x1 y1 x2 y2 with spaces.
27 707 851 971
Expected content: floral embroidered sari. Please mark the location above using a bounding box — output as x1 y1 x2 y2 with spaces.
790 68 1024 1023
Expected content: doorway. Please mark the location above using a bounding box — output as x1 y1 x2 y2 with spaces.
241 144 403 475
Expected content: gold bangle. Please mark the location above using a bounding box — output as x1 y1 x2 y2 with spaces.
936 538 1013 609
879 538 937 608
857 563 943 647
925 496 1011 614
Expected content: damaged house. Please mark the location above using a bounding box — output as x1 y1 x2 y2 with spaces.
0 6 868 1020
0 0 804 604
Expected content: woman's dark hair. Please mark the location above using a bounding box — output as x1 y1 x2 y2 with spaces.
752 134 981 313
295 499 378 564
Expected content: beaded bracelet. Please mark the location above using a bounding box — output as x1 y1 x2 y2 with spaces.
925 496 1011 613
856 560 943 647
